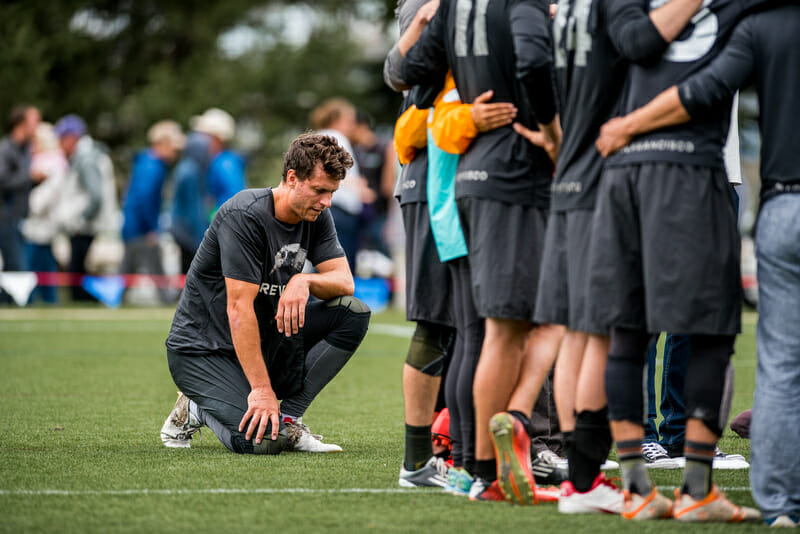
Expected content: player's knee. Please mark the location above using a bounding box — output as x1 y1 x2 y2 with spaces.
324 296 371 351
574 408 613 463
405 322 451 377
229 426 287 455
685 335 734 436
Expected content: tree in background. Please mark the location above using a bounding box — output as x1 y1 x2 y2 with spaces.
0 0 400 186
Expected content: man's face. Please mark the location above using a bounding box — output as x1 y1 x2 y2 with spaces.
59 134 79 156
23 108 41 142
287 163 340 222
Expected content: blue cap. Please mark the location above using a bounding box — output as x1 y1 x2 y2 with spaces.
54 114 87 138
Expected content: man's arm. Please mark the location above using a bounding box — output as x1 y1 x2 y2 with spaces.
400 3 449 88
510 2 561 159
275 256 354 337
596 19 755 156
0 144 33 192
607 0 704 64
226 277 281 444
76 152 103 222
384 0 437 91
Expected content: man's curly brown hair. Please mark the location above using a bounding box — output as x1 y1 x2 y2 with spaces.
281 132 354 182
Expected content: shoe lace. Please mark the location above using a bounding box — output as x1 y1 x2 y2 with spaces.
432 456 449 478
537 450 562 466
642 442 668 460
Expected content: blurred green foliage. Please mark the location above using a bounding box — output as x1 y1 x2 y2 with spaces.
0 0 402 187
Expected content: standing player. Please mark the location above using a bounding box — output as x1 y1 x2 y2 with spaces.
160 134 371 455
595 4 800 524
401 0 562 504
512 0 707 517
386 0 458 488
585 0 777 522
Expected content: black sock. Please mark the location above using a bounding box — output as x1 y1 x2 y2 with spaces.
509 410 531 436
404 424 433 471
562 431 574 460
682 440 715 500
617 439 652 495
569 443 599 492
475 459 497 482
464 459 475 475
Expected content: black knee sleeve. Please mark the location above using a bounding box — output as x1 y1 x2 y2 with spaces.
685 335 734 436
324 296 371 351
405 321 454 376
606 327 654 424
230 423 287 455
573 408 613 464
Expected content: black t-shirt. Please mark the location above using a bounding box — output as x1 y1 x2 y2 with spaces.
608 0 774 168
402 0 556 208
551 0 671 211
678 4 800 199
166 188 344 396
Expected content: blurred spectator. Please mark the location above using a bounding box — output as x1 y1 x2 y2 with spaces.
55 114 117 302
170 132 211 273
119 120 186 301
192 108 246 209
310 98 374 271
0 105 42 272
21 123 68 303
352 109 396 258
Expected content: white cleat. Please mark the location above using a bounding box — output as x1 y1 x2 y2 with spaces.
160 392 202 448
286 421 342 453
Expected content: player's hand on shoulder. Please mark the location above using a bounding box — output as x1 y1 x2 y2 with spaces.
275 274 310 337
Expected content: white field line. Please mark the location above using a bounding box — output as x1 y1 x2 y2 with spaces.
0 486 752 497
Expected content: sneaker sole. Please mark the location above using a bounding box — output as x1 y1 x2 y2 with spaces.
491 413 536 506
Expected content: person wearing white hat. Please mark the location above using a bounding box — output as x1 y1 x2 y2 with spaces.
192 108 246 210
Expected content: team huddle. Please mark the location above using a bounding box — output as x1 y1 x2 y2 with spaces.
383 0 799 525
156 0 799 527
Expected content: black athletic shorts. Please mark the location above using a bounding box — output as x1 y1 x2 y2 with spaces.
586 162 741 335
402 202 455 327
457 197 547 322
534 209 595 331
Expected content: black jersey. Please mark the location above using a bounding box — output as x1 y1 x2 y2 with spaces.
608 0 773 168
551 0 673 211
167 189 344 388
678 4 800 199
402 0 556 208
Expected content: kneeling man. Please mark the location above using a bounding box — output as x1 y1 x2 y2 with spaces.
161 133 370 454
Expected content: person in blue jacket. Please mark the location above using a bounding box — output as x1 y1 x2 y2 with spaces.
170 132 211 273
120 120 185 300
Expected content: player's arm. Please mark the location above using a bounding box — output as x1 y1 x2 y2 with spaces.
401 2 449 88
607 0 704 64
510 1 561 159
226 277 280 444
596 19 755 156
276 256 354 337
384 0 440 91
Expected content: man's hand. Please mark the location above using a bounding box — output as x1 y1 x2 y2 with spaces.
414 0 440 25
239 386 280 443
513 122 559 164
275 274 310 337
470 90 518 132
595 116 633 157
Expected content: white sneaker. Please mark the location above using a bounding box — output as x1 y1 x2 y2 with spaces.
398 456 449 488
552 457 620 471
643 442 683 469
713 446 750 470
160 392 202 448
558 473 624 514
285 421 342 453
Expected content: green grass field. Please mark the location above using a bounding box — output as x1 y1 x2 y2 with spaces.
0 306 761 533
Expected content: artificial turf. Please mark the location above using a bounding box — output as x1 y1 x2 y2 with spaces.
0 306 761 533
